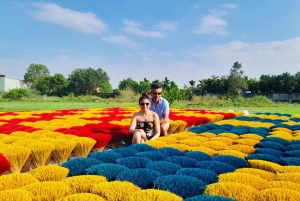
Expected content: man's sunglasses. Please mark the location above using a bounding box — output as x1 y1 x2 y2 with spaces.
152 92 162 95
140 103 150 106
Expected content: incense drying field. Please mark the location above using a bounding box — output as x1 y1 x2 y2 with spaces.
0 107 300 200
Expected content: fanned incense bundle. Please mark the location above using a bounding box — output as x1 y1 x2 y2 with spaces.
9 131 30 137
167 121 179 134
154 175 206 199
233 139 259 146
11 139 38 146
0 136 20 144
225 144 256 154
278 165 300 173
235 168 276 181
22 134 43 140
215 150 247 159
62 175 107 194
72 137 96 157
21 181 71 201
136 151 167 161
189 146 216 156
156 137 178 144
204 182 258 201
27 142 54 167
170 132 195 140
247 159 282 173
91 181 141 201
29 165 69 181
0 153 10 175
218 133 239 140
190 136 210 142
275 173 300 184
0 145 31 173
174 120 188 133
210 137 234 146
0 189 32 201
144 140 167 149
184 195 235 201
201 141 228 151
255 188 300 201
124 189 182 201
179 139 203 147
166 144 191 152
218 172 268 190
199 133 217 139
89 134 112 152
239 133 264 141
267 181 300 191
51 139 76 165
57 193 106 201
0 173 39 190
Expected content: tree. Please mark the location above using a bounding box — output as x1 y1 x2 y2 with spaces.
137 80 151 94
50 73 69 96
35 73 68 96
68 67 111 95
118 78 139 91
189 80 196 88
24 63 50 89
227 61 247 97
35 75 52 95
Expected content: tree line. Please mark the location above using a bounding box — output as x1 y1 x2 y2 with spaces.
20 62 300 103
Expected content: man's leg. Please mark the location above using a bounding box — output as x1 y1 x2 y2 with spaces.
160 122 169 136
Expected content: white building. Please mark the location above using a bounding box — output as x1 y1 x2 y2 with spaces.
0 75 28 92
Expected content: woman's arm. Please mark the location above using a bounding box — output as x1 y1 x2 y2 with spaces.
129 113 144 135
129 113 138 134
149 112 161 140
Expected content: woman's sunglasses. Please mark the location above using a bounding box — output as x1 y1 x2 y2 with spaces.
140 103 150 106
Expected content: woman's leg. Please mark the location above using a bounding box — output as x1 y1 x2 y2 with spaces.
132 130 147 144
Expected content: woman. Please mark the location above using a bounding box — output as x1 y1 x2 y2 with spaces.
129 93 160 144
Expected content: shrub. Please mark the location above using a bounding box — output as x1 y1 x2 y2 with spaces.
2 88 29 100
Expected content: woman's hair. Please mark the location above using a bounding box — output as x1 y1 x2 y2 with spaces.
139 92 150 104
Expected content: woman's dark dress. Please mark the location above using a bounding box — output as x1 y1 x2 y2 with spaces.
136 121 155 140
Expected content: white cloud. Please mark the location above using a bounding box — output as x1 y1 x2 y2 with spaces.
102 35 139 48
187 37 300 79
2 38 300 89
220 4 238 9
123 19 164 37
195 5 236 35
157 21 178 31
195 14 227 35
31 2 107 34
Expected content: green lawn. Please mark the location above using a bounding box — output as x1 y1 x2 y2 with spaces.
1 101 300 115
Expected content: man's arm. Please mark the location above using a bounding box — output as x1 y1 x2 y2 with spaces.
160 113 169 124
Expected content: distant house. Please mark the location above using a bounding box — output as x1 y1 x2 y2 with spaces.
0 74 28 92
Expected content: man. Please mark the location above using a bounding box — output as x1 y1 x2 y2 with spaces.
149 83 170 136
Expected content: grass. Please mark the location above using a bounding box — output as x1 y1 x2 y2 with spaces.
0 89 300 115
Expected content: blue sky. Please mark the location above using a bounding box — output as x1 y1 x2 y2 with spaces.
1 1 300 88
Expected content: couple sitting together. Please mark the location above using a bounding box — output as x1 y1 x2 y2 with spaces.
129 83 170 144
